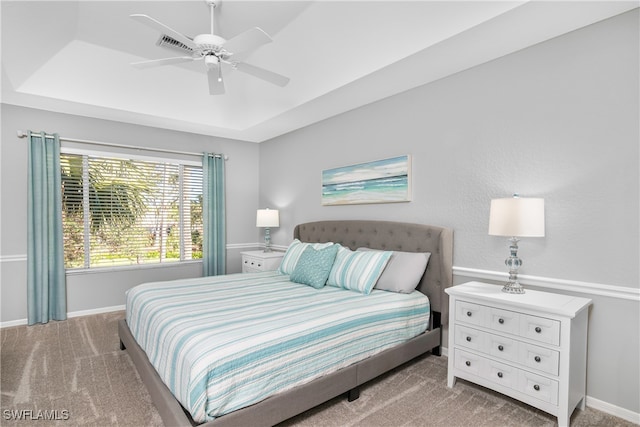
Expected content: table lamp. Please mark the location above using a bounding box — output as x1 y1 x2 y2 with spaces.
256 208 279 252
488 195 545 294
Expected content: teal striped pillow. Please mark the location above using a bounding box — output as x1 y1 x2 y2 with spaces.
278 239 335 274
327 246 392 294
290 244 339 288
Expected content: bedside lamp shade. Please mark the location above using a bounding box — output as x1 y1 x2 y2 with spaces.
256 209 279 228
489 196 545 294
256 209 279 252
489 197 545 237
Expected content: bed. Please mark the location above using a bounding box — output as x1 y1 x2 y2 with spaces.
118 220 453 426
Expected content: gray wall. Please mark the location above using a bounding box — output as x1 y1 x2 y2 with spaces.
0 105 261 322
259 10 639 417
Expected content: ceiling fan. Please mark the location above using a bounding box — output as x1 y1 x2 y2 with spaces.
130 0 290 95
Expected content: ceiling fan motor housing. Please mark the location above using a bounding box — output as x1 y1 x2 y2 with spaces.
194 34 226 54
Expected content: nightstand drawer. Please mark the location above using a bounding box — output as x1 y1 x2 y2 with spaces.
243 256 265 271
455 301 485 327
241 251 284 273
520 314 560 346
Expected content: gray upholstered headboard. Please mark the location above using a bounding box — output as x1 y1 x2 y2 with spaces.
294 220 453 323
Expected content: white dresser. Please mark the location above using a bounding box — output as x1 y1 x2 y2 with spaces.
241 250 284 273
445 281 592 427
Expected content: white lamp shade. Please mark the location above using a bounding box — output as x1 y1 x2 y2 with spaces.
256 209 279 228
488 197 545 237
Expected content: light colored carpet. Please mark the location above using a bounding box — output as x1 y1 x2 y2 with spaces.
0 311 635 427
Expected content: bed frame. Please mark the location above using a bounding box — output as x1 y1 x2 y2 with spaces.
118 220 453 426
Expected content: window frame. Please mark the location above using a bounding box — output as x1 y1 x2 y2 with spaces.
60 146 204 273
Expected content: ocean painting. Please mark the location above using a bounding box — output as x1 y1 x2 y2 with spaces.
322 155 411 205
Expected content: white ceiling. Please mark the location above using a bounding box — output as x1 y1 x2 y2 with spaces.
1 1 637 142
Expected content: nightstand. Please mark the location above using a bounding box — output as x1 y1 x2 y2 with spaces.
445 281 592 427
241 250 284 273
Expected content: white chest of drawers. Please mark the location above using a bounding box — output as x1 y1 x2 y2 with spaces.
241 250 284 273
445 282 591 427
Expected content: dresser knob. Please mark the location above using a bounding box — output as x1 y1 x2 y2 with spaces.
498 345 504 351
465 361 471 367
533 384 540 391
466 311 472 317
498 318 504 324
466 336 471 342
535 327 542 333
497 372 503 378
534 356 541 363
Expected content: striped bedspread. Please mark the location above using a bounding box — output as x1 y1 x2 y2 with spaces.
125 271 430 422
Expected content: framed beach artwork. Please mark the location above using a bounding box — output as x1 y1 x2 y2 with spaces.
322 155 412 206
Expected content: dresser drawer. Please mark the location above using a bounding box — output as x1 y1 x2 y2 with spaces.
453 349 483 376
488 307 520 335
519 342 560 376
518 370 559 405
485 357 518 390
454 325 485 352
486 333 519 362
520 314 560 346
455 301 485 327
455 349 519 390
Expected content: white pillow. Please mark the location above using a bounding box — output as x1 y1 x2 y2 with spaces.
278 239 334 274
357 248 430 293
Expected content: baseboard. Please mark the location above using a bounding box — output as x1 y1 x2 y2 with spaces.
585 396 640 424
0 304 125 329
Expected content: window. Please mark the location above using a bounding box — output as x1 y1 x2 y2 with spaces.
60 152 203 270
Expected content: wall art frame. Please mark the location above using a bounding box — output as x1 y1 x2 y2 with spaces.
321 155 412 206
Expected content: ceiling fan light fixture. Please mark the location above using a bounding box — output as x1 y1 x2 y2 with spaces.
131 0 289 94
204 55 219 66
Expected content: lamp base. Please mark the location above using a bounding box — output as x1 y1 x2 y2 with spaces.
263 227 272 253
502 281 525 294
502 236 525 294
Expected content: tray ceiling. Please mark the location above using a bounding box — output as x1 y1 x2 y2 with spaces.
1 1 636 142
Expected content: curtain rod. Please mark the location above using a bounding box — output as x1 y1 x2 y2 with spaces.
16 130 228 160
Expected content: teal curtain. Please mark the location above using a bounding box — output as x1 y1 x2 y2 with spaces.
27 131 66 325
202 154 226 276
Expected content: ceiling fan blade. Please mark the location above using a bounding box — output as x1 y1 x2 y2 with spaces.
234 62 290 87
130 14 198 51
223 27 272 58
207 67 225 95
131 56 195 69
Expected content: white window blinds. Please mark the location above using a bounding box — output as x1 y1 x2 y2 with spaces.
61 153 203 269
